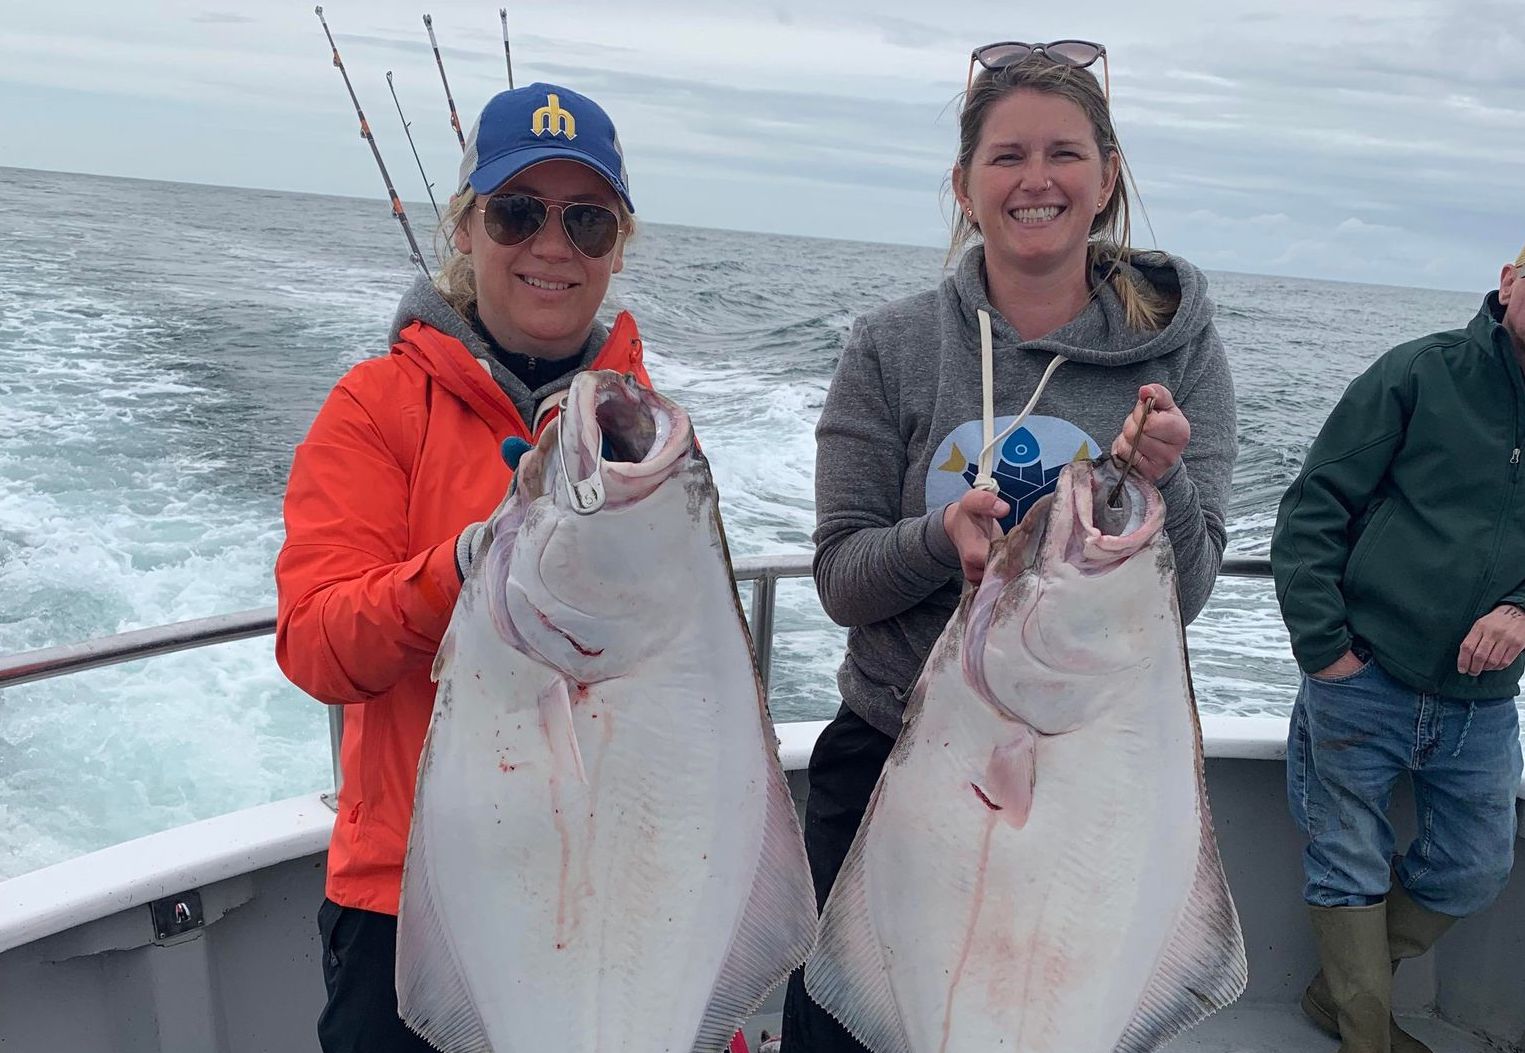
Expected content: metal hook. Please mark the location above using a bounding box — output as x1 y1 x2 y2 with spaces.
1107 395 1155 510
556 398 606 515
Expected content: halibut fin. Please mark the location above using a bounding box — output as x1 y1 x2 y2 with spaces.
689 756 818 1053
977 726 1038 829
1112 777 1248 1052
396 744 493 1053
539 676 587 785
803 793 914 1053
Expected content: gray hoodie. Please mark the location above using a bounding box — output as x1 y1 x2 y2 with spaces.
814 244 1237 738
388 275 610 430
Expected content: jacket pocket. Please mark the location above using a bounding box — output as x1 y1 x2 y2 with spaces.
1308 655 1376 685
317 898 345 971
1343 499 1395 598
343 703 373 841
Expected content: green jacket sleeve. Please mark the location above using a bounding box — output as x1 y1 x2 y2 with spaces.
1270 351 1416 675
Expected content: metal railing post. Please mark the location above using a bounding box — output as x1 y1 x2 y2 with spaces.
749 572 778 695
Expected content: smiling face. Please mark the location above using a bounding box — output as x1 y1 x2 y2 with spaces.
454 158 626 359
953 89 1118 278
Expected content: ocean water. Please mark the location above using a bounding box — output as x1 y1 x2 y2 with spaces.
0 166 1505 880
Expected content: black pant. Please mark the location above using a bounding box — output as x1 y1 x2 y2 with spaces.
780 705 896 1053
317 898 436 1053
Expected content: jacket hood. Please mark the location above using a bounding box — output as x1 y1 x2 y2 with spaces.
949 244 1215 367
387 275 611 432
389 274 491 354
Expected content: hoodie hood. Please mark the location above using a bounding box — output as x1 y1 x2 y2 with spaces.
388 275 610 430
389 274 491 355
950 244 1214 367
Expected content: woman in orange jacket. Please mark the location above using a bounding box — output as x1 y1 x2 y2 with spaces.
275 82 652 1053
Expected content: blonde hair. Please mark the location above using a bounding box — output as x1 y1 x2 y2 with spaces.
434 189 480 316
1514 244 1525 270
951 57 1171 332
432 186 637 317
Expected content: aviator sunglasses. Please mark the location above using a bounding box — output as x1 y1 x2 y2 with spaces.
477 193 624 260
966 40 1109 100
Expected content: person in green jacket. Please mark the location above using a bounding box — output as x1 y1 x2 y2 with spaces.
1271 243 1525 1053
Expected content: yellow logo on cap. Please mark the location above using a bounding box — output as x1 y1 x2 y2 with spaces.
531 94 576 139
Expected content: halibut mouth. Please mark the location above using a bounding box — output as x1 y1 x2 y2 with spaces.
553 370 691 514
964 458 1168 717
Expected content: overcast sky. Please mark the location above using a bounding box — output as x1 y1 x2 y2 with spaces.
3 0 1521 290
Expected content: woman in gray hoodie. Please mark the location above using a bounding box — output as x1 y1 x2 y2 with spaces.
780 44 1238 1052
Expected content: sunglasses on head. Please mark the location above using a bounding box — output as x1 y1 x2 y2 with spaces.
966 40 1109 100
477 193 623 259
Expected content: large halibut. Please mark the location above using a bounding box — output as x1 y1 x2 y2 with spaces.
397 370 817 1053
805 459 1247 1053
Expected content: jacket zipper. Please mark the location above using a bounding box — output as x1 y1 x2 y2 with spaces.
1456 368 1523 653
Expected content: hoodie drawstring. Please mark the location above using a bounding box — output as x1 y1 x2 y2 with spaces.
973 308 1067 494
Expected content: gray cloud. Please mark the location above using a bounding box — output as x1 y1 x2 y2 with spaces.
0 0 1519 290
191 12 256 25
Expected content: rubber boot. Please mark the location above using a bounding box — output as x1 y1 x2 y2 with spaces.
1305 903 1392 1053
1302 886 1460 1052
1301 968 1343 1040
1383 883 1457 1052
1385 881 1456 964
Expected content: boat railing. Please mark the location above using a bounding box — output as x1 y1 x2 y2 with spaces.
0 552 1273 800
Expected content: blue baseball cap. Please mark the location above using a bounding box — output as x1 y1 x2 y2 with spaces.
458 82 634 213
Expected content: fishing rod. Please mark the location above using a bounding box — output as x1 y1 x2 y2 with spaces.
500 8 515 88
423 13 466 151
386 71 441 221
314 6 431 279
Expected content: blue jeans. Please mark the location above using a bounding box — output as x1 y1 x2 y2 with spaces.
1287 658 1522 915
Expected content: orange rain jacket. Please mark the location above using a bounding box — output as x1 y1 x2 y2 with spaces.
275 298 650 914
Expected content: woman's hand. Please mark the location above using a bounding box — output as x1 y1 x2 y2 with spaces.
1111 384 1191 482
943 488 1010 585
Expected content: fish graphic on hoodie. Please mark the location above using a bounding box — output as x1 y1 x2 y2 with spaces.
927 415 1101 533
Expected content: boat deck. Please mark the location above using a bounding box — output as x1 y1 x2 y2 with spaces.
1163 1005 1491 1052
